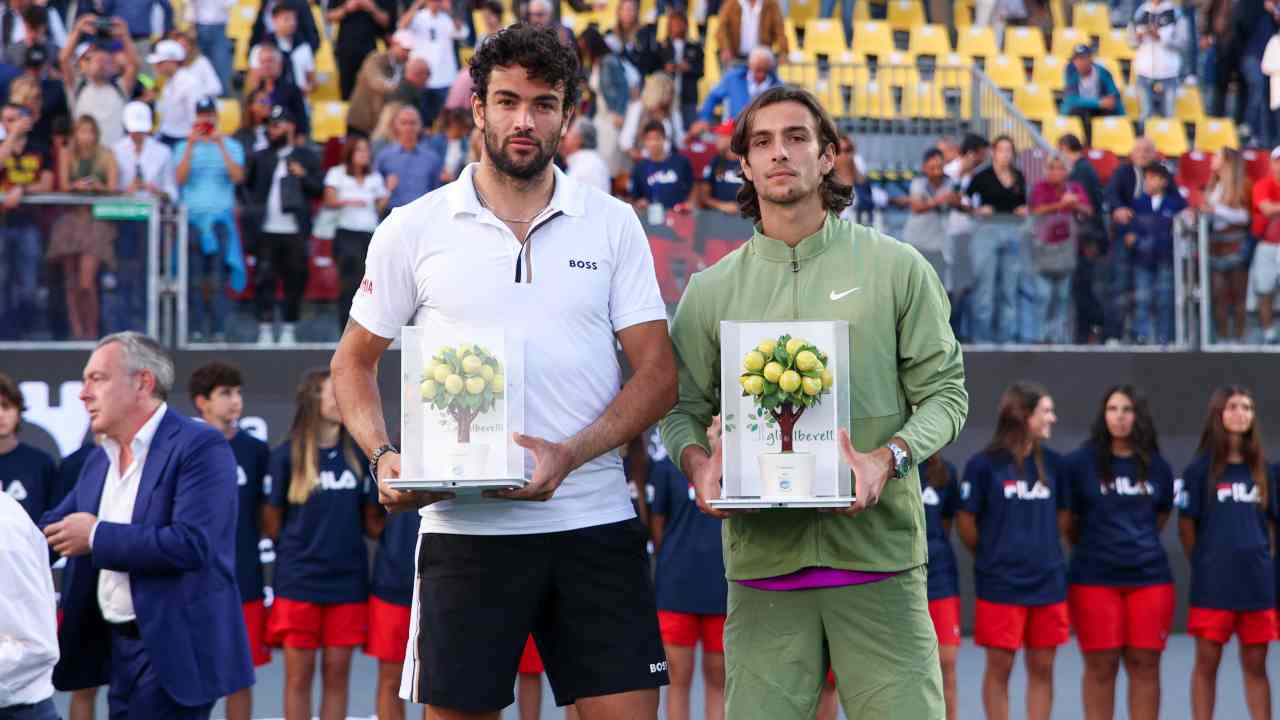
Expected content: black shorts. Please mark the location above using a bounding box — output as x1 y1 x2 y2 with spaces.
406 519 669 711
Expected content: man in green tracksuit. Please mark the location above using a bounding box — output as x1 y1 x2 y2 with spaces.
660 86 969 719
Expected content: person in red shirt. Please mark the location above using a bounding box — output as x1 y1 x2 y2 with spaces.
1249 147 1280 344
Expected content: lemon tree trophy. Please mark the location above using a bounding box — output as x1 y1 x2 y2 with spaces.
395 323 527 492
712 321 852 509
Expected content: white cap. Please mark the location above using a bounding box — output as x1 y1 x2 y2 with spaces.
145 39 186 65
391 30 415 48
122 101 152 134
73 41 94 62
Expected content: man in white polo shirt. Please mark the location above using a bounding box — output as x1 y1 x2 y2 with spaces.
330 23 677 720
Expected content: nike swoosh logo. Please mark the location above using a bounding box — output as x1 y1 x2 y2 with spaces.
829 287 862 301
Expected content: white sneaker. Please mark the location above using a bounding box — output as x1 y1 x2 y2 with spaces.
257 323 274 345
1265 327 1279 345
278 324 297 345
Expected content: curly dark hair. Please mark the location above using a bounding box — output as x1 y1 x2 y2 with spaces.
469 23 581 112
189 361 244 403
729 85 852 223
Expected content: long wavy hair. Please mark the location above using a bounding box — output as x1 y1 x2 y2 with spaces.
1089 385 1160 487
729 85 852 223
1196 385 1268 510
984 381 1051 486
287 369 363 504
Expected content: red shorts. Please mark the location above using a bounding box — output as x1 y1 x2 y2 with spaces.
974 599 1070 650
243 599 272 666
1187 607 1279 646
266 597 368 650
365 595 412 663
929 596 962 647
518 635 543 674
1069 584 1174 652
657 611 726 653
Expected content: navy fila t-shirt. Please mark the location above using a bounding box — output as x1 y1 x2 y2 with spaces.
961 448 1068 605
702 155 745 203
630 154 694 208
1066 445 1175 587
922 460 960 601
267 441 377 604
230 430 271 603
0 442 58 523
371 509 421 607
1177 456 1277 611
650 458 727 615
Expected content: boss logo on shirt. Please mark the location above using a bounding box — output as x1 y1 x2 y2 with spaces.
1002 479 1051 500
1216 482 1259 504
922 486 941 506
568 259 599 270
1100 476 1152 496
319 469 360 491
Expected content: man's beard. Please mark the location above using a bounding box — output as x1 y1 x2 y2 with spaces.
484 125 558 181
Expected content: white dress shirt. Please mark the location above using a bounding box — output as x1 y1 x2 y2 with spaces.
113 135 177 201
738 0 762 56
407 8 468 89
187 0 236 25
263 149 301 234
94 402 168 624
0 493 58 708
156 72 202 139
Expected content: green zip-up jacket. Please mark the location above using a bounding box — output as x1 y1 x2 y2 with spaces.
660 213 969 580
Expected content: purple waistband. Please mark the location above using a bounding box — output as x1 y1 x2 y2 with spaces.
737 567 901 591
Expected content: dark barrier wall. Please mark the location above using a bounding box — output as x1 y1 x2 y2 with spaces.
9 349 1278 632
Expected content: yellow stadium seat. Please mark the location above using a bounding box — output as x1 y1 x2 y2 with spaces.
804 19 846 55
956 25 999 61
1051 27 1089 58
1072 2 1111 36
216 98 240 136
1122 85 1141 117
1145 118 1189 156
1014 83 1056 121
984 54 1026 89
954 0 974 28
1040 115 1086 147
1031 55 1067 92
1091 116 1136 156
878 50 916 70
853 0 870 21
311 101 348 142
227 4 255 41
1195 118 1240 153
789 0 821 25
936 51 971 69
853 21 895 57
1003 26 1046 61
879 64 919 89
1175 83 1205 122
312 73 341 101
1098 28 1134 61
1094 57 1125 92
315 43 336 75
233 36 250 73
886 0 924 30
849 79 896 119
902 82 947 119
908 24 951 57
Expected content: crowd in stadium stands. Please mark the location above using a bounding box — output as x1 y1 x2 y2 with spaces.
4 0 1280 344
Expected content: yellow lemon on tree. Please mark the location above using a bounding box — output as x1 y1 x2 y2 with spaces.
763 361 784 383
491 374 505 394
465 376 486 395
480 365 495 381
820 368 833 389
425 359 440 375
785 337 806 356
462 355 483 375
419 379 437 401
432 365 451 383
757 339 777 356
801 376 823 396
456 343 472 356
444 374 464 395
743 350 766 372
779 370 802 393
795 350 819 371
739 374 750 389
743 375 765 396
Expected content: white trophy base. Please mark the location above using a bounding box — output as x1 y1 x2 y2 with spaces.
758 451 815 498
440 441 490 479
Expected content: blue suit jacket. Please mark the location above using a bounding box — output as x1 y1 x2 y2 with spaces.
40 409 254 705
697 66 781 123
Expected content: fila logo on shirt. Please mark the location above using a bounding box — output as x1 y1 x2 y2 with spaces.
1216 482 1259 504
4 480 28 502
922 486 941 506
1003 479 1051 501
319 469 359 491
1100 476 1152 496
236 465 248 487
647 169 682 185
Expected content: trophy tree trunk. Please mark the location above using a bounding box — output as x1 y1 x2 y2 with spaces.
453 408 475 443
771 404 805 453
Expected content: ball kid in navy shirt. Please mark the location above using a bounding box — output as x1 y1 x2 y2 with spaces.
921 458 961 603
630 120 694 210
0 372 57 523
649 457 727 616
372 510 422 609
230 430 271 603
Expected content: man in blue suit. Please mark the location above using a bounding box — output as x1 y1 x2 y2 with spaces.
41 331 253 719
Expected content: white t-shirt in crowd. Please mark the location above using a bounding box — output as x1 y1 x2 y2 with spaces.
263 149 300 234
73 81 128 147
179 56 224 99
325 166 388 232
156 70 202 139
113 135 177 200
407 8 467 89
348 162 667 536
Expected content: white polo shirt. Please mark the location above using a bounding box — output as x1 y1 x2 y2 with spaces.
349 163 666 535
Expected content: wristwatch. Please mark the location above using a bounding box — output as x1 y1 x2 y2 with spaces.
885 442 912 480
369 444 398 479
